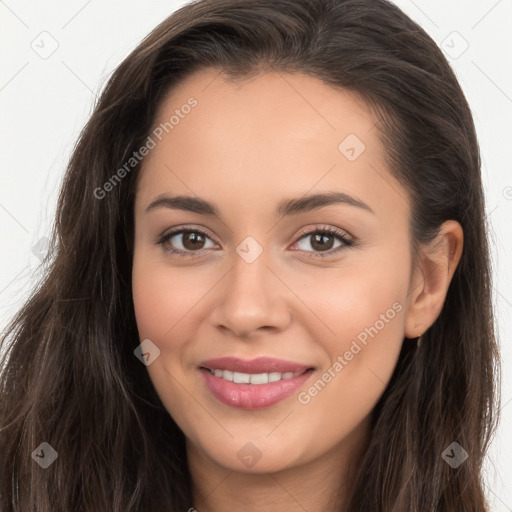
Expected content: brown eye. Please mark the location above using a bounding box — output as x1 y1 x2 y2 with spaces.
180 231 207 250
293 226 354 258
157 228 217 256
309 232 336 251
157 225 354 259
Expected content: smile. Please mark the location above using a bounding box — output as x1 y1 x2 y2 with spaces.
199 366 314 409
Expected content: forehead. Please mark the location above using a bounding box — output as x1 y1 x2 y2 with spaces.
154 67 377 155
136 67 409 223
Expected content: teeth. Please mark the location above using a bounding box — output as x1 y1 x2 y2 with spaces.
250 373 268 384
208 368 305 384
233 372 250 384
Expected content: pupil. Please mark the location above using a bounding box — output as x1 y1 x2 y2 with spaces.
184 232 204 249
312 233 333 251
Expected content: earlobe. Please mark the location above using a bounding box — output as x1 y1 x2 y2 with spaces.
404 220 463 339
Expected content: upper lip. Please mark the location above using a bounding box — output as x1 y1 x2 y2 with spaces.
200 357 314 374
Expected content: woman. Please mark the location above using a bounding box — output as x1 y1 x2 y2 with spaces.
0 0 500 510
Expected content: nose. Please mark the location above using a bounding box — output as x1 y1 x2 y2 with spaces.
210 247 292 339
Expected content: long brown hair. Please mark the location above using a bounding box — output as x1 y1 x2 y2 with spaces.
0 0 500 510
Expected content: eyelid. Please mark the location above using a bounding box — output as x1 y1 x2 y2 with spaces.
295 224 353 242
159 224 218 244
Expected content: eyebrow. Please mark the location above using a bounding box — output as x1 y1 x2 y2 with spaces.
145 191 375 217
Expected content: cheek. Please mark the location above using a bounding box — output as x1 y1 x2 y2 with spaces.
290 256 408 405
132 267 175 340
288 258 407 347
131 255 214 407
330 273 405 355
132 254 209 342
131 257 201 423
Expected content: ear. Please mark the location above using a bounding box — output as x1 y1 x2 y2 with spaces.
404 220 464 339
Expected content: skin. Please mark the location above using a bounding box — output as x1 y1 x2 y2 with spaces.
132 67 463 512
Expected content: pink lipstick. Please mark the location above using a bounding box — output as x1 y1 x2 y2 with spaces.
199 357 314 409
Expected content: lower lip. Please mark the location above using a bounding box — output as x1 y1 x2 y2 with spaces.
199 368 314 409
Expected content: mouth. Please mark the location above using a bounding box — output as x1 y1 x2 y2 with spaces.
198 357 315 409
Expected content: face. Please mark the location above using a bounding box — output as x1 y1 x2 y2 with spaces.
132 68 416 475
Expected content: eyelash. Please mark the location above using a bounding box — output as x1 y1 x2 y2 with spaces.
155 225 355 259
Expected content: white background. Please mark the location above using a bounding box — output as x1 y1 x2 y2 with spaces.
1 0 511 509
